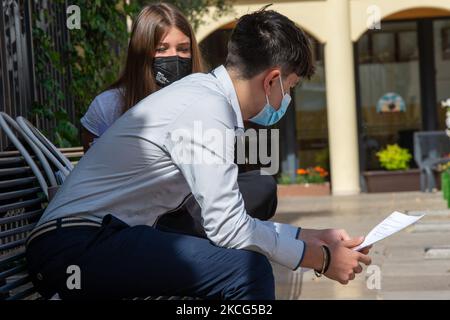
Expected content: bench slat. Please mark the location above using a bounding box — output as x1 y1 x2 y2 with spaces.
63 152 84 159
0 251 25 269
0 264 27 280
0 151 21 158
0 157 25 167
0 238 26 252
5 286 38 300
0 274 31 294
0 209 43 224
0 187 41 201
0 167 32 177
0 223 36 239
0 177 37 189
0 197 45 214
1 147 82 156
59 147 83 153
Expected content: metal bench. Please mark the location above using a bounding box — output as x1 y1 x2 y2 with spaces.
1 114 197 300
0 159 197 300
0 155 46 300
0 113 84 300
0 146 90 300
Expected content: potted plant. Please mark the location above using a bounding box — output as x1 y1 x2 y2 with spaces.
440 98 450 204
277 166 331 197
363 144 421 193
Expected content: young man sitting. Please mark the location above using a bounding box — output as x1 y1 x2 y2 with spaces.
26 8 371 300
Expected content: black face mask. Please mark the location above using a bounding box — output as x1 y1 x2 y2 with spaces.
152 56 192 88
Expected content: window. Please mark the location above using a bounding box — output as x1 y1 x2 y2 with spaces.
373 32 396 63
356 21 421 170
442 27 450 60
358 25 418 64
398 31 419 61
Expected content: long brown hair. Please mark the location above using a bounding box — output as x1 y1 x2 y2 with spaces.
110 3 204 113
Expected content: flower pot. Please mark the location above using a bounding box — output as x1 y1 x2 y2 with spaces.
277 182 331 197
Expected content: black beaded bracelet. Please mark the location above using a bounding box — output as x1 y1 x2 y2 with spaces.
323 245 331 274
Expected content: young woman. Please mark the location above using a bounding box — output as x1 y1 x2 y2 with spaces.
81 3 204 151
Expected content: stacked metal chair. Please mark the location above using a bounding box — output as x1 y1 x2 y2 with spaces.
414 131 450 192
0 112 53 300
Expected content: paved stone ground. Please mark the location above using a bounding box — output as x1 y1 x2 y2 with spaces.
271 192 450 300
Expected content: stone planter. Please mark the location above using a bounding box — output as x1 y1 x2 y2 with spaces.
363 169 421 193
277 182 331 197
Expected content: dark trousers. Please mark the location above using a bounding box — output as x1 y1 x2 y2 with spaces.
25 171 278 300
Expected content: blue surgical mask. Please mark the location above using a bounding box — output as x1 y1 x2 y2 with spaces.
249 76 292 126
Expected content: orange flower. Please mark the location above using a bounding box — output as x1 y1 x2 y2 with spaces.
297 168 308 175
314 166 325 173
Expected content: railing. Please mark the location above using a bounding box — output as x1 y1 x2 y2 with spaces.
0 0 75 151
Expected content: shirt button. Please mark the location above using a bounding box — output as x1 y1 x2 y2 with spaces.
37 273 43 281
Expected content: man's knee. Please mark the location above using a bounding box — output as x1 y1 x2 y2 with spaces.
226 251 275 300
244 252 275 299
250 252 274 282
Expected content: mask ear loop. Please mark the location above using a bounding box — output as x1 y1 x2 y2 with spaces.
279 75 286 97
266 75 284 106
265 78 271 105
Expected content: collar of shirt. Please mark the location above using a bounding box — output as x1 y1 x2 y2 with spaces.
211 65 245 135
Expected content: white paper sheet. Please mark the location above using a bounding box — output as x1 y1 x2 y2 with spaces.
353 211 425 251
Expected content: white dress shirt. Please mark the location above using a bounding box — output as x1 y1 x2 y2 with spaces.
37 65 306 270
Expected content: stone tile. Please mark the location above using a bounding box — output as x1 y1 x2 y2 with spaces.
273 191 450 300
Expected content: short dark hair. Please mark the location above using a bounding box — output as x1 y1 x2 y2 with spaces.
225 8 315 80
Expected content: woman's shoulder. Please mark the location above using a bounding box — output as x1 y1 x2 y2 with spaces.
93 87 124 106
89 88 124 117
85 89 123 123
82 88 124 133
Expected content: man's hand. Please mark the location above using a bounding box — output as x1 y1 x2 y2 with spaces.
298 228 372 255
324 237 372 285
300 237 372 285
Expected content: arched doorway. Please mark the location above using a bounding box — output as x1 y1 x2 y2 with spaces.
355 7 450 172
199 26 329 181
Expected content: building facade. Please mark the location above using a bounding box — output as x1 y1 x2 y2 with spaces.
197 0 450 195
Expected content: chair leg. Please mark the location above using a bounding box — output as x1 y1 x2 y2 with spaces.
425 167 434 192
360 174 368 193
427 168 436 192
420 170 426 192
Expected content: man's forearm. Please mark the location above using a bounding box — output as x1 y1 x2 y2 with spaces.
297 228 321 242
299 241 324 270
